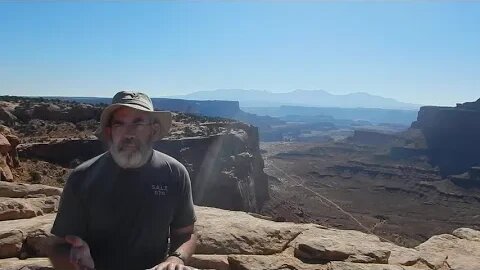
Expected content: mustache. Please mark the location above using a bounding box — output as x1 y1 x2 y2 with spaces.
117 138 141 150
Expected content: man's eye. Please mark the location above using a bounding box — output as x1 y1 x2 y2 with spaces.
134 121 150 126
110 121 150 129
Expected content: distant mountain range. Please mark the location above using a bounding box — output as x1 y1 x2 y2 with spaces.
168 89 421 110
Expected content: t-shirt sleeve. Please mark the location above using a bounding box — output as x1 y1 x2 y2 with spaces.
170 164 196 229
51 170 87 239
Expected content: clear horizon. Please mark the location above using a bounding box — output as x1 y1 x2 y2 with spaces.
10 89 427 108
1 2 479 107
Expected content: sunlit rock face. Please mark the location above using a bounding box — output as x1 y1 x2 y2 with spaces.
155 123 269 212
17 124 268 212
2 96 268 212
0 181 479 270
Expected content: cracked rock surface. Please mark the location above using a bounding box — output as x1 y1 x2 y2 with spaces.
0 182 479 270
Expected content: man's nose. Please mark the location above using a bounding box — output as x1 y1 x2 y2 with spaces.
123 126 138 137
124 133 137 139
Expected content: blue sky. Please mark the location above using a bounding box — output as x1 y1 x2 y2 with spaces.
1 1 479 106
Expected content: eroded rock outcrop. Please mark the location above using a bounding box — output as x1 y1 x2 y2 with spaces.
17 139 104 168
0 188 479 269
0 182 478 270
0 134 13 182
0 182 60 261
17 124 268 212
449 166 480 188
0 182 62 198
0 127 20 182
0 196 59 222
409 99 480 176
157 125 269 211
348 130 400 146
0 101 18 126
414 228 480 270
12 101 103 124
1 97 269 212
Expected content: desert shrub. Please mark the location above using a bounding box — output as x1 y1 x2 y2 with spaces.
56 177 65 184
183 126 196 137
29 170 42 184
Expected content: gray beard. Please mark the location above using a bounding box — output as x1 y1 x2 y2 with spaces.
109 141 153 169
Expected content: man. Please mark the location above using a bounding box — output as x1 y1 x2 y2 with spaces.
48 91 197 270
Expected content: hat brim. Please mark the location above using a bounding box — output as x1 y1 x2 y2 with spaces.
95 103 172 142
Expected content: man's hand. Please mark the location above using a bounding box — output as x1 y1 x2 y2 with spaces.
64 235 95 270
147 256 195 270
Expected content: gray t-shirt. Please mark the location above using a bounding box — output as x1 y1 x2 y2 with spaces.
51 150 196 270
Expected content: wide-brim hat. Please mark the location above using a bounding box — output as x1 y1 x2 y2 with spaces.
95 91 172 141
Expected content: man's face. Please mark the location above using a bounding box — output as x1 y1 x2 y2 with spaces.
105 107 157 168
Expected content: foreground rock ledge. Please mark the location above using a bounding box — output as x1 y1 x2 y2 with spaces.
0 182 479 270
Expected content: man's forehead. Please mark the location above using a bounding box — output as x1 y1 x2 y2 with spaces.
111 107 150 120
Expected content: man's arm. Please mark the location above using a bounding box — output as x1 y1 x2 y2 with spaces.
48 169 94 269
166 224 197 264
148 224 196 270
47 236 77 270
47 235 95 270
151 162 197 269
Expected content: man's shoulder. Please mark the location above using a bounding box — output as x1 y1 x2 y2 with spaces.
152 150 183 168
62 152 111 193
73 152 110 172
68 152 112 184
152 150 189 177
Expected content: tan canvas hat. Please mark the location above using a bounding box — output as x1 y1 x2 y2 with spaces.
96 91 172 141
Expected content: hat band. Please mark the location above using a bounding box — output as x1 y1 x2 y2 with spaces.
115 100 152 111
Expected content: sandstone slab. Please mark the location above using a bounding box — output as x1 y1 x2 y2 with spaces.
0 182 62 198
0 196 59 221
0 257 52 269
189 254 229 270
0 214 55 259
0 134 11 154
0 230 24 259
415 231 480 270
228 254 325 270
327 261 424 270
0 155 13 182
452 227 480 242
289 227 391 264
379 242 420 266
195 206 306 255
